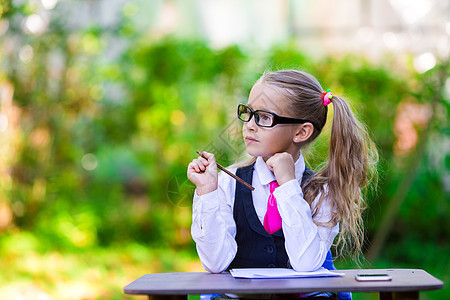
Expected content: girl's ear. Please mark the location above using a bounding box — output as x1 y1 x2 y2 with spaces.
293 123 314 143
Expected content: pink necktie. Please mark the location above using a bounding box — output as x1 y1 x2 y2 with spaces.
263 181 281 234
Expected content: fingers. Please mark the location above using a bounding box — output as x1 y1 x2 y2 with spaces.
199 151 216 164
188 152 215 173
265 152 295 186
266 152 294 170
266 152 293 165
187 152 219 193
188 159 207 173
198 151 217 168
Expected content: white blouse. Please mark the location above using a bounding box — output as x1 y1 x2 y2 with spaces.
191 153 339 273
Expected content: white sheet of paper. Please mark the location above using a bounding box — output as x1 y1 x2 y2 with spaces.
230 267 345 279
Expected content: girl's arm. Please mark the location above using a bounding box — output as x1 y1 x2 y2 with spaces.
275 181 338 271
266 152 337 271
188 152 238 273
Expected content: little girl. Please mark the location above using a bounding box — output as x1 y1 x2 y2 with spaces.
187 70 377 299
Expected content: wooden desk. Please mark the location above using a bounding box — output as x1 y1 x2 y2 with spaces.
124 269 444 300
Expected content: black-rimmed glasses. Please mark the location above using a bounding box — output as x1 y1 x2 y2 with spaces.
237 104 318 129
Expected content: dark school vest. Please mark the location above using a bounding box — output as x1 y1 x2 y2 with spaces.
228 163 317 269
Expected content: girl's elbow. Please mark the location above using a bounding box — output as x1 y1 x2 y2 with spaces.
207 266 227 274
291 264 314 272
200 255 231 273
203 262 227 274
290 259 322 272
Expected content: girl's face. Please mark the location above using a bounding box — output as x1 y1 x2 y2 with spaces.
242 82 302 161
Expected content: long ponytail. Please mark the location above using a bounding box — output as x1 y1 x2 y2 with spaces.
304 95 378 258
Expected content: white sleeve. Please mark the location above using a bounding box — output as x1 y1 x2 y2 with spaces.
190 170 238 273
274 180 339 271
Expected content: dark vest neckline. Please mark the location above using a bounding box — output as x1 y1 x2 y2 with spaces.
237 164 283 237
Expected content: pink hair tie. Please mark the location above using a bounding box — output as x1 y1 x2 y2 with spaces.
322 89 333 106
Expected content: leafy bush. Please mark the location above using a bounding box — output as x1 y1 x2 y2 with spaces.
0 2 447 299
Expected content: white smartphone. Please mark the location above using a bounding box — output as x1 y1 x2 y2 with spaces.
354 273 392 281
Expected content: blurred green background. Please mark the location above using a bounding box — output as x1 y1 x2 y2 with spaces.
0 1 448 299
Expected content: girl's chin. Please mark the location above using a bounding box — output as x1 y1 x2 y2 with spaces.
245 148 273 158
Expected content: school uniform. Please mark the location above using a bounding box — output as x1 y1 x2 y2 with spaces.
191 153 351 299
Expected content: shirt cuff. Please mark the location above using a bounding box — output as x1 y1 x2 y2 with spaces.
273 179 304 200
273 179 313 227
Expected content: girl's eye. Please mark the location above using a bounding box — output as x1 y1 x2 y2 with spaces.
257 113 273 125
260 114 271 121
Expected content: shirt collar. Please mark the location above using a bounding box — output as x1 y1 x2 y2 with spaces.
254 152 306 186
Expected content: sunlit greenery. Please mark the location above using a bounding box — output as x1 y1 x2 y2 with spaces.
0 2 448 299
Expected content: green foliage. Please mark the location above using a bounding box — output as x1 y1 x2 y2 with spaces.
0 2 448 299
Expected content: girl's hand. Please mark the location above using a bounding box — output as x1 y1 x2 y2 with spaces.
265 152 296 186
187 151 218 195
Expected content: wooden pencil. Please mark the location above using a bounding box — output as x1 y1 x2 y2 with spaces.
196 151 255 191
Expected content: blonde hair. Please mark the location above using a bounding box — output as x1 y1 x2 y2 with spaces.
258 69 379 259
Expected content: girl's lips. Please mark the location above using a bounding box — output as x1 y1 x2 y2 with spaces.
245 137 258 143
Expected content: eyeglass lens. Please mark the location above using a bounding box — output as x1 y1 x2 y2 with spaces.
238 105 274 127
238 105 251 121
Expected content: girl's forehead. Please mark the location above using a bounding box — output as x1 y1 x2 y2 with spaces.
248 82 288 113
